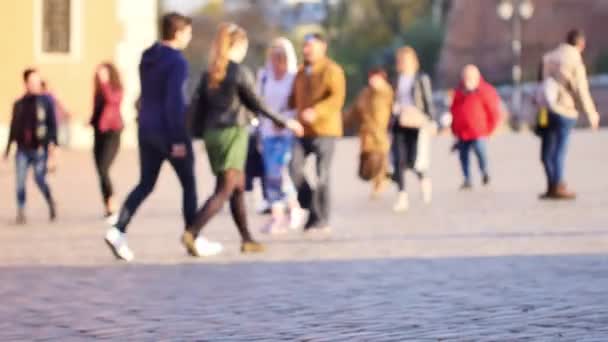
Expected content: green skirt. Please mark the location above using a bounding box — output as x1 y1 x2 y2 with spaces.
203 126 249 175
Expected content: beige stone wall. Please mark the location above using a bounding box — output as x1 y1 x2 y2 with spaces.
0 0 158 149
0 0 120 148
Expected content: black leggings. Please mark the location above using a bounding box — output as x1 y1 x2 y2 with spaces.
190 169 252 242
392 127 424 191
94 131 121 202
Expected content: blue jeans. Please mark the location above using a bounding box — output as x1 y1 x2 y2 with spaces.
541 112 576 187
262 136 295 204
15 148 53 209
458 139 488 182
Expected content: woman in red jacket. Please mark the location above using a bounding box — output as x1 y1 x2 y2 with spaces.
451 65 500 189
91 62 124 219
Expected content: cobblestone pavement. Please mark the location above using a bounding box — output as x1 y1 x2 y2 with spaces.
0 131 607 340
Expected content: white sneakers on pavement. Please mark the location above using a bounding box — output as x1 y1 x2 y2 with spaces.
104 227 134 262
421 178 433 204
289 207 308 230
393 192 410 212
181 231 223 257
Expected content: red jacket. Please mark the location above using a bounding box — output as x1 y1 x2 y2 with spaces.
451 79 500 141
92 83 123 132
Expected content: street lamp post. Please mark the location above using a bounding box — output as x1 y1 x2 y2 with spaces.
497 0 534 130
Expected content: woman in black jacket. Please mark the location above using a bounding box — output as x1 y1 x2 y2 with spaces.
184 23 303 257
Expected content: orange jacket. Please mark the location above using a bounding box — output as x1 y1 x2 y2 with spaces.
289 58 346 137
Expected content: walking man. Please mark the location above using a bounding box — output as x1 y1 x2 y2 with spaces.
104 12 196 261
289 33 346 233
4 68 58 224
450 64 500 189
539 29 600 199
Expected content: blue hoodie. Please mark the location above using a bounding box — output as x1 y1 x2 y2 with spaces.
138 43 189 145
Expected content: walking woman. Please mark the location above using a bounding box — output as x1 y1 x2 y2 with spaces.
344 67 394 199
90 63 123 219
391 46 435 212
257 37 307 234
186 23 303 257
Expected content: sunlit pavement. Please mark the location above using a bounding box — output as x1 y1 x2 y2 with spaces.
1 131 607 340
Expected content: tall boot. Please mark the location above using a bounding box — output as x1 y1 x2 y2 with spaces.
16 208 26 225
48 198 57 222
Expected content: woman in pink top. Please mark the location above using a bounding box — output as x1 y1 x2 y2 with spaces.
90 62 124 219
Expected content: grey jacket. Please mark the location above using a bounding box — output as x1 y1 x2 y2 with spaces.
392 72 435 120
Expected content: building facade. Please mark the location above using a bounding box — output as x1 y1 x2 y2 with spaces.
0 0 158 149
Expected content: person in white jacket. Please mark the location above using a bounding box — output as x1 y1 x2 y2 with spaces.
539 29 600 200
257 37 306 234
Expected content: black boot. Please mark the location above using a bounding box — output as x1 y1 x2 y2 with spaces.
16 208 26 225
49 199 57 222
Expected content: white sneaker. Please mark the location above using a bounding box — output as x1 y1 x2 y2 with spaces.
421 178 433 204
193 236 223 257
260 218 287 235
289 207 307 230
256 201 271 215
104 227 134 262
393 192 410 212
105 213 119 226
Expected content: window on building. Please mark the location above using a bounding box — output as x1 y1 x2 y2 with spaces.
42 0 71 53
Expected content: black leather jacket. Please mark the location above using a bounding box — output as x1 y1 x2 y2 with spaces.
190 61 286 137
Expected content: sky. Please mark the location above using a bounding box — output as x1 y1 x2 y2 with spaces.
162 0 207 14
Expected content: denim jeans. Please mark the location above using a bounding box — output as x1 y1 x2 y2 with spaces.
290 137 335 228
541 112 576 187
262 135 295 204
15 148 53 209
114 135 197 233
458 139 488 182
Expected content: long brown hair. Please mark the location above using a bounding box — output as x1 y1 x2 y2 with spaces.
94 62 123 96
207 22 247 89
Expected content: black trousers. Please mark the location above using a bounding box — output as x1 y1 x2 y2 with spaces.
391 126 423 191
115 135 197 233
244 134 268 199
289 137 335 229
94 130 121 202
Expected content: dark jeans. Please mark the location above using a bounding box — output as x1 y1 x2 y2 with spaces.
15 148 53 209
115 135 197 233
458 138 488 182
290 137 335 229
391 127 423 191
94 131 121 202
541 112 576 187
245 134 268 199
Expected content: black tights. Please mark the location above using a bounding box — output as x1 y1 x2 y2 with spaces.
190 169 252 242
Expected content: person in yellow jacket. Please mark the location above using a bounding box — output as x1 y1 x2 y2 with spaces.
288 33 346 233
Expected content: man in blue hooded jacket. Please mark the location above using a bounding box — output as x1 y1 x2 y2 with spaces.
104 12 195 261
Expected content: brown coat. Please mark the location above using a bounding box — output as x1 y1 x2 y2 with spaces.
345 84 394 153
289 58 346 137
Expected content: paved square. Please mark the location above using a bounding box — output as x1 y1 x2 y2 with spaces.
0 132 607 340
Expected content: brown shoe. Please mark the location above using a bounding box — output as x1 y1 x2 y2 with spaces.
551 183 576 200
241 240 265 253
539 185 556 200
181 230 198 257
